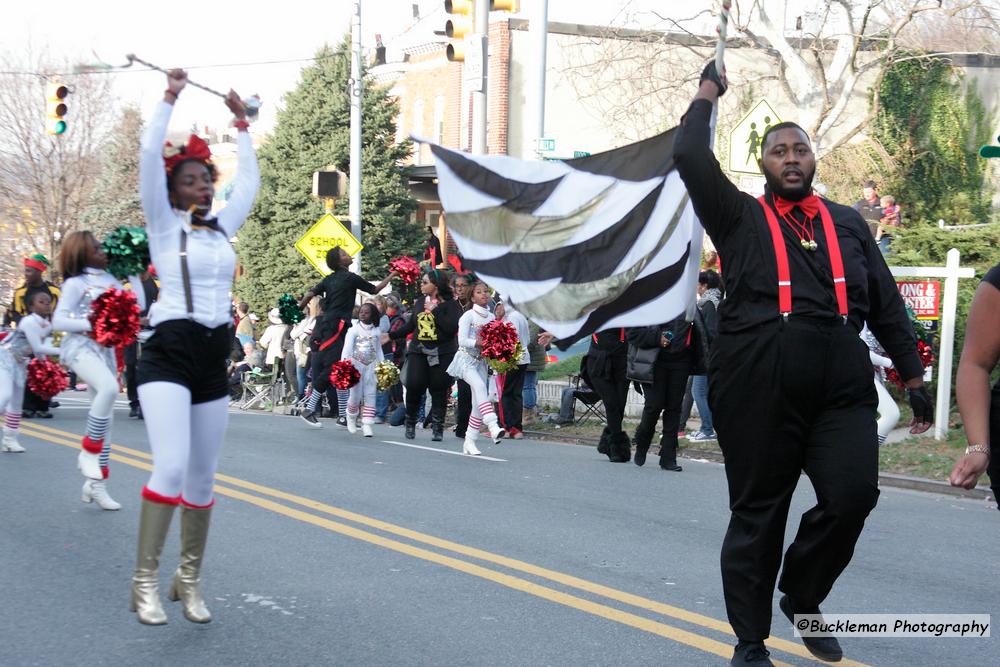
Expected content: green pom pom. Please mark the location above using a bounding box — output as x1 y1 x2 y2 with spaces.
102 226 150 280
278 294 304 325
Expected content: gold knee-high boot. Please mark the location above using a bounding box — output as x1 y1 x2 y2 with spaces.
168 504 213 623
130 498 177 625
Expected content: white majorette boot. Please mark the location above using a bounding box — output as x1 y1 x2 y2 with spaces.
2 428 25 453
82 479 122 511
346 413 358 434
361 421 373 437
487 421 506 444
462 430 482 456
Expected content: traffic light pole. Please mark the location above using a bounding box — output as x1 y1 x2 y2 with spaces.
528 0 548 159
471 0 489 155
349 0 363 273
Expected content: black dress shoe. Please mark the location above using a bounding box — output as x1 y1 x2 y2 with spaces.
730 641 774 666
36 410 53 419
21 411 36 419
659 461 683 472
129 406 140 419
607 432 631 463
49 401 60 408
779 595 843 662
404 422 416 439
431 425 443 442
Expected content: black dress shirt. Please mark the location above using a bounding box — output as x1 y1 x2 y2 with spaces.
673 98 922 381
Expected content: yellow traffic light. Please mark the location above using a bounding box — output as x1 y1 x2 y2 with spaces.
490 0 518 10
444 0 474 59
45 80 69 136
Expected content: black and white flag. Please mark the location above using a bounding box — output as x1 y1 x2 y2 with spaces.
421 129 703 346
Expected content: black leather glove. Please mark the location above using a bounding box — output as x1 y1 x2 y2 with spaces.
907 385 934 425
699 61 727 97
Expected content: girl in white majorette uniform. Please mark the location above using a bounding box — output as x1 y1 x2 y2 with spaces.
446 281 506 455
0 291 60 453
341 302 383 437
130 68 259 625
52 230 128 511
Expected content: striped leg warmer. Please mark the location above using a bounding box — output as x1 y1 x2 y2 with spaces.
337 389 348 418
362 405 376 425
4 411 21 434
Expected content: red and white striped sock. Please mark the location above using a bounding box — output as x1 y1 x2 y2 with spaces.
362 406 376 419
347 404 360 416
4 411 21 433
468 416 483 433
478 402 495 418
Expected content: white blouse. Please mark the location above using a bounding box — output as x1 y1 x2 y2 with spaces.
52 268 123 334
457 304 494 353
139 100 260 329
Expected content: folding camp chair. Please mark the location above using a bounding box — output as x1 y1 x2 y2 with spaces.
568 370 607 427
238 366 278 411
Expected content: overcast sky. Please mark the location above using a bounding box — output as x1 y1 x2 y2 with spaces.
0 1 809 133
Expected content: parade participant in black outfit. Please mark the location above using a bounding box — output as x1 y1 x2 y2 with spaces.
452 273 474 439
125 270 159 419
627 314 696 471
950 262 1000 504
673 63 933 666
387 269 462 441
586 328 632 463
7 254 60 419
297 247 394 428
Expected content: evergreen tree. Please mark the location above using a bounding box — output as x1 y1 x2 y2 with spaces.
236 39 419 314
80 105 144 238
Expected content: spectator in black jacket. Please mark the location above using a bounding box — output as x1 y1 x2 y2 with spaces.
627 314 697 471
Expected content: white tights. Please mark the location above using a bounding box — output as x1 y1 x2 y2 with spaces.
874 377 900 446
138 382 229 506
71 350 119 419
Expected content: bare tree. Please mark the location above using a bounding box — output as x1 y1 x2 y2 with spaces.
0 53 116 267
560 0 1000 157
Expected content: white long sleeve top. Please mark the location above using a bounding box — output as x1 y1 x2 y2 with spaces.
6 313 59 359
457 304 494 354
139 100 260 328
52 268 123 334
342 322 384 366
258 323 289 365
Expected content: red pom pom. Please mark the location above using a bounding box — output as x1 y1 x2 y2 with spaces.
89 288 140 347
389 256 421 286
329 359 361 390
479 319 518 361
917 339 935 369
27 358 69 400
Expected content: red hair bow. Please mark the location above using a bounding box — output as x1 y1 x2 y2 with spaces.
163 134 212 174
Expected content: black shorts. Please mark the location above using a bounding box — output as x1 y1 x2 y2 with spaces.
137 320 232 404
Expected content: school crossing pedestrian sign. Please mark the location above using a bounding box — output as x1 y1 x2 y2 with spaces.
728 99 781 175
295 212 363 276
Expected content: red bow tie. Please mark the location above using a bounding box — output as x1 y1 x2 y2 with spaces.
772 193 820 220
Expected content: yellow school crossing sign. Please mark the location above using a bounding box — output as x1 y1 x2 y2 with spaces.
728 99 781 175
295 212 363 276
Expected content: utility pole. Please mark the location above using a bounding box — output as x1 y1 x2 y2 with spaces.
471 0 489 155
528 0 548 159
349 0 363 272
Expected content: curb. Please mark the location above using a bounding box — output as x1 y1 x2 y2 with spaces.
521 429 995 502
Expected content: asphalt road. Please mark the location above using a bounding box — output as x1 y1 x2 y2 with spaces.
1 393 996 666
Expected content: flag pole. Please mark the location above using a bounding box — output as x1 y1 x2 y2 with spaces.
709 0 730 150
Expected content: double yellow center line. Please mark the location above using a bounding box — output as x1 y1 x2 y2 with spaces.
19 421 869 666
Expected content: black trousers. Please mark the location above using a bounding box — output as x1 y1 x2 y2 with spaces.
454 380 472 437
22 385 49 412
499 364 527 431
311 318 349 394
633 363 689 460
586 352 628 436
710 318 879 642
125 341 140 408
403 351 455 426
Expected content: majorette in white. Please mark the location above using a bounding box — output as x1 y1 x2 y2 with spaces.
447 304 506 455
0 312 60 453
341 320 383 437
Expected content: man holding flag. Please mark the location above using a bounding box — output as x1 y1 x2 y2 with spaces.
673 62 933 665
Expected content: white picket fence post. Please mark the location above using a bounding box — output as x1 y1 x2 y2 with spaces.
889 249 976 440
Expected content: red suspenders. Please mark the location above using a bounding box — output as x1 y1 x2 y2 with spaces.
757 196 849 322
592 328 626 344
